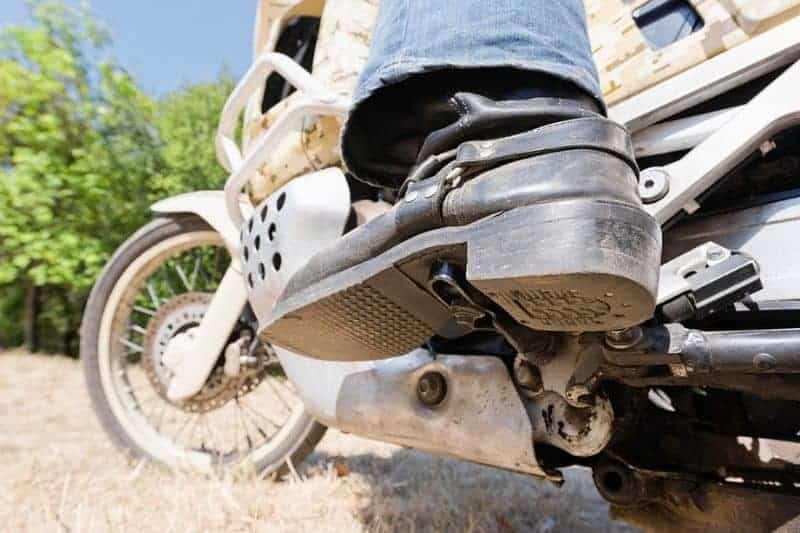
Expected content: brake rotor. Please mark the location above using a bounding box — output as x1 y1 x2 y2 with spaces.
141 292 268 413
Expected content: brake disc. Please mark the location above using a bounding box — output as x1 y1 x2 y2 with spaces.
141 292 268 413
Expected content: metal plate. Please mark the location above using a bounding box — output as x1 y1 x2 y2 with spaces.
241 167 351 323
336 350 552 478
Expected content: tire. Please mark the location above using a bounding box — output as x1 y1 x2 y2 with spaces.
80 215 326 476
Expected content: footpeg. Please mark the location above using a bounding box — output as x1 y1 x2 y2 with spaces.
429 261 555 361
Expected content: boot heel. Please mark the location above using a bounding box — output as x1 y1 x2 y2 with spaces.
467 199 661 331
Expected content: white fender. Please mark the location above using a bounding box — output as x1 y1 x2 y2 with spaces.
150 191 253 400
151 191 252 262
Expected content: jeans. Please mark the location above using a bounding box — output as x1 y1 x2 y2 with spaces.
354 0 601 107
344 0 602 187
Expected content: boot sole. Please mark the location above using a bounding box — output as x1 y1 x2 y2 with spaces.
260 199 661 361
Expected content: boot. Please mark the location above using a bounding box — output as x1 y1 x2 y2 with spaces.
257 82 662 362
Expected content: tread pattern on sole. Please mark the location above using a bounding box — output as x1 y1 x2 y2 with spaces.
497 287 616 329
264 281 434 360
486 282 644 331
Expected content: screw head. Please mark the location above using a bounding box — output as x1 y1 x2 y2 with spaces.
753 353 777 372
417 372 447 406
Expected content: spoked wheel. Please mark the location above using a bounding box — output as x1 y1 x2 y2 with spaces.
81 215 325 475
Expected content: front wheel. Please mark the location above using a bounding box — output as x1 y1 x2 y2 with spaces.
80 215 325 475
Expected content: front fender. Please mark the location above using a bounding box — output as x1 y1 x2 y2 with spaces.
151 191 252 259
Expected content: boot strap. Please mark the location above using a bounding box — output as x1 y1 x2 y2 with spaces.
454 117 638 178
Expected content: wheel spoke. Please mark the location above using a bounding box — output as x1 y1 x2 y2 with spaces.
190 255 201 290
129 325 148 336
239 398 284 429
175 264 193 291
146 282 160 308
153 402 169 432
171 413 198 445
238 400 271 440
184 412 202 448
265 378 293 413
133 306 156 317
198 413 210 451
204 414 227 454
235 400 257 450
211 247 221 283
120 338 143 353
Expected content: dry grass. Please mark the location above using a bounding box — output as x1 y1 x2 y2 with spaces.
0 351 638 532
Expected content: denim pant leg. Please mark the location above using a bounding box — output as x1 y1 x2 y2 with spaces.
344 0 602 186
354 0 602 107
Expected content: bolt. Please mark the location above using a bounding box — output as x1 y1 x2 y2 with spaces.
605 327 643 349
417 372 447 406
514 363 543 393
753 353 777 372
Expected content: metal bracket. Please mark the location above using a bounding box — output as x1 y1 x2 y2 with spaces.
645 59 800 225
658 242 762 322
428 261 555 362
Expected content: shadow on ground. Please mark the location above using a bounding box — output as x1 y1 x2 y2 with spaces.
304 443 639 532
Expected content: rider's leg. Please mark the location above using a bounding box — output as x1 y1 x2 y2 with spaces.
343 0 604 189
261 0 662 361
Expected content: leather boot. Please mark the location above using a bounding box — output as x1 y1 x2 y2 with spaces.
254 80 662 362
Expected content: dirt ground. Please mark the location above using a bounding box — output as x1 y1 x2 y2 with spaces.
0 351 644 532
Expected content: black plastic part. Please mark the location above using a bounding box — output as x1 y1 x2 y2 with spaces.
659 252 762 323
632 0 704 50
261 17 320 113
691 254 762 318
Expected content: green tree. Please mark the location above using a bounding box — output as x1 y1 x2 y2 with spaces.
0 1 162 352
0 1 235 354
152 76 234 196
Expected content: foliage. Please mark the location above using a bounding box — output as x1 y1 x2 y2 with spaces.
152 76 234 196
0 1 231 353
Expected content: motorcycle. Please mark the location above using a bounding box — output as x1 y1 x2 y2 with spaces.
81 0 800 529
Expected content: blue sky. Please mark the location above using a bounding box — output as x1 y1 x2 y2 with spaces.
3 1 255 97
